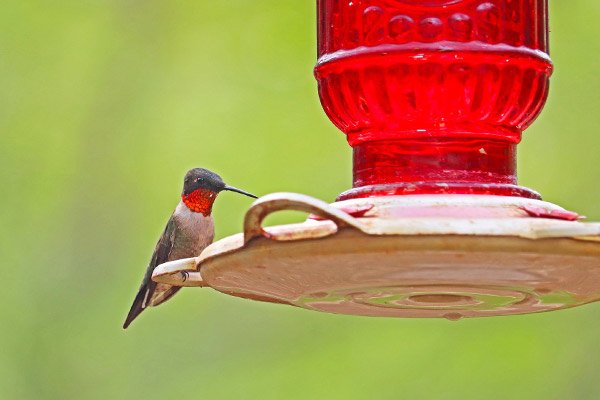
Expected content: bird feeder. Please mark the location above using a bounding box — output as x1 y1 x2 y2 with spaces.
153 0 600 319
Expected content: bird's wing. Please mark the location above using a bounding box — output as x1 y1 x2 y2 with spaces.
123 216 180 329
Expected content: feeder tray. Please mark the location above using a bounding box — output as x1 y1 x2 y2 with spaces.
153 193 600 319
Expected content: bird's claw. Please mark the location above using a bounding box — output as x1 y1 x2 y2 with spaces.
180 271 189 282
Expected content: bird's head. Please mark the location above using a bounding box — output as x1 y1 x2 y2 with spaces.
181 168 257 215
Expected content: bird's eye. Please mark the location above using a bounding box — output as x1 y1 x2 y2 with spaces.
195 178 201 182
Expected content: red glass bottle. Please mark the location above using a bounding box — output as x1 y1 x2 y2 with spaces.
315 0 551 200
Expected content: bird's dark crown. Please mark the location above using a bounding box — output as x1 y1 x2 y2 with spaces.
182 168 226 195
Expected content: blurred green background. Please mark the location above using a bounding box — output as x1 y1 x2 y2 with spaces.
1 1 600 399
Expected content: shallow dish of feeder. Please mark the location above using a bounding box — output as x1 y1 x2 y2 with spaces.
153 1 600 319
153 193 600 319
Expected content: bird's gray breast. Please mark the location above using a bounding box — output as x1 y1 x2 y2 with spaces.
169 201 215 260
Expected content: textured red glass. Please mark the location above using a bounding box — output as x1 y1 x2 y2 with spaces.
315 0 552 200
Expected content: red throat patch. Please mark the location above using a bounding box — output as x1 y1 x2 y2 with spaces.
182 188 218 216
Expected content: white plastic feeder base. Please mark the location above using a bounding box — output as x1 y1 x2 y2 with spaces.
153 193 600 319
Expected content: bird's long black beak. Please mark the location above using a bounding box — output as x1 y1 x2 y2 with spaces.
224 185 258 199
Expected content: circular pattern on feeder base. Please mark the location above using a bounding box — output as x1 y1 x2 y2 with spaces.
298 283 574 319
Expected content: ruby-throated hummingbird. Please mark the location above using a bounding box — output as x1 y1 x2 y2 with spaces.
123 168 257 329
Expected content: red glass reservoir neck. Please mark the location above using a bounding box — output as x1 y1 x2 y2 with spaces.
340 137 539 200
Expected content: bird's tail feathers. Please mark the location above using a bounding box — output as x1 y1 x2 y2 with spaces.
123 282 153 329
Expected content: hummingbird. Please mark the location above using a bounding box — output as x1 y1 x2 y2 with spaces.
123 168 257 329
